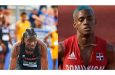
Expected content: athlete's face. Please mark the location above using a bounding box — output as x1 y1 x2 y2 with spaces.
74 9 95 35
24 36 37 51
21 15 27 21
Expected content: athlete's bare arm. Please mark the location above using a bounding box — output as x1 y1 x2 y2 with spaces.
38 40 48 70
0 42 7 54
0 42 6 69
58 42 65 68
106 43 115 69
15 22 19 41
9 42 20 70
44 32 52 47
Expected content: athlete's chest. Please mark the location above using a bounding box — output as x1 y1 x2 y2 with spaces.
63 45 107 70
80 46 94 67
19 49 40 68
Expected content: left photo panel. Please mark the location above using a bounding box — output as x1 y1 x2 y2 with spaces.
0 5 58 70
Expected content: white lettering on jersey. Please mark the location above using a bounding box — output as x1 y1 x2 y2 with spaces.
65 65 105 70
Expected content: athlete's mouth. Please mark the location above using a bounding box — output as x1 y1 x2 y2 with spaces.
84 27 91 31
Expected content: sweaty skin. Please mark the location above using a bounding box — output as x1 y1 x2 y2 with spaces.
9 39 48 70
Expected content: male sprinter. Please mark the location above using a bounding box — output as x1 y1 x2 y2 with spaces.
58 6 115 70
10 28 48 70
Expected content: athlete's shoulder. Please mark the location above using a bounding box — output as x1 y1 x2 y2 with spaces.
13 41 21 48
64 35 77 45
95 36 107 47
26 19 30 22
106 42 115 69
96 36 107 43
16 20 21 24
37 39 47 47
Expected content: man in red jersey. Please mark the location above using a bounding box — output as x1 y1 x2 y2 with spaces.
58 6 115 70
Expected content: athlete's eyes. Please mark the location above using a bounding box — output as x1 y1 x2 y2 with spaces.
78 17 93 22
78 17 84 22
87 16 93 21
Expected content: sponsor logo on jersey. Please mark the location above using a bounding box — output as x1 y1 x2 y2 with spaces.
68 52 77 60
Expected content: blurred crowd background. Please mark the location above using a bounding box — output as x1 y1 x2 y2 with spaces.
0 5 58 70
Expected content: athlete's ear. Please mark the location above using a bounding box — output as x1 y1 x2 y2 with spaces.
73 20 77 28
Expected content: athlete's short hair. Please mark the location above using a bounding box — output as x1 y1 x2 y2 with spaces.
20 12 27 16
73 6 94 19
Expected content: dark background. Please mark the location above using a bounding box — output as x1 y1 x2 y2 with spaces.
58 6 115 44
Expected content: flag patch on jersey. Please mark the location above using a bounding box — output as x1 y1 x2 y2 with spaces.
96 52 104 61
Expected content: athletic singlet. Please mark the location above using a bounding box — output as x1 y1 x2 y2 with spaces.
16 20 30 42
62 35 108 70
0 27 9 54
16 42 41 70
51 31 58 59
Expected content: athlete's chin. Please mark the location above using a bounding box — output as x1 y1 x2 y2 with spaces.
28 47 35 50
82 31 92 36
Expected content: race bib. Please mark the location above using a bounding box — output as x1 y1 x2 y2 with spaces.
2 34 9 41
23 60 37 67
2 29 9 33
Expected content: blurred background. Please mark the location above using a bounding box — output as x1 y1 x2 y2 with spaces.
58 6 115 45
0 5 58 70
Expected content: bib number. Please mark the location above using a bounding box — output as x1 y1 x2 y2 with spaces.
23 60 37 67
2 34 9 41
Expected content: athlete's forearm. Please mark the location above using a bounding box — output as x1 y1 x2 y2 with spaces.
0 63 4 70
9 58 17 70
41 57 48 70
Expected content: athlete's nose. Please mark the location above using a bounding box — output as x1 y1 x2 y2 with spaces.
83 19 89 25
30 42 35 46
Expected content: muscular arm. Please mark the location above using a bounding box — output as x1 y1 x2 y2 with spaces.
39 40 48 70
0 43 6 69
44 32 52 47
1 43 7 54
106 43 115 69
9 43 20 70
32 15 40 21
58 42 65 68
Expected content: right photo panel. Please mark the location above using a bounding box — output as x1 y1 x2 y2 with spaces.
58 6 115 70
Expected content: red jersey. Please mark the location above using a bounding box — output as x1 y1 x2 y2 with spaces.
62 35 108 70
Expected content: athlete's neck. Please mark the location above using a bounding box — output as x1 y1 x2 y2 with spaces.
77 32 96 47
21 20 26 23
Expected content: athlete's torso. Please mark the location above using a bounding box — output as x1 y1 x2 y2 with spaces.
16 41 41 70
51 31 58 46
62 35 108 70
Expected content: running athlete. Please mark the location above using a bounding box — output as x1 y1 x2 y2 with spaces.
58 6 115 70
44 30 58 70
10 28 48 70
